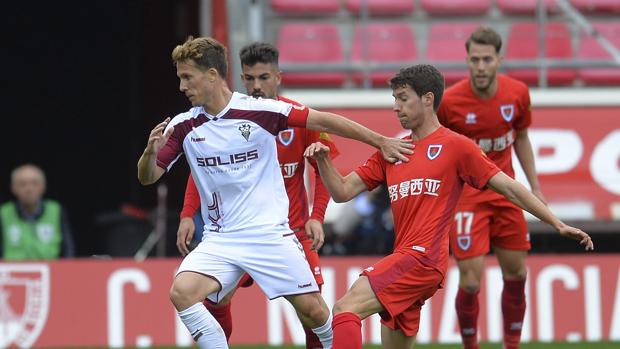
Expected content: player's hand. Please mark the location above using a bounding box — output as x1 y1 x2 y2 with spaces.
176 217 195 256
531 188 547 205
304 142 330 160
379 137 414 163
558 225 594 251
305 219 325 251
145 117 174 155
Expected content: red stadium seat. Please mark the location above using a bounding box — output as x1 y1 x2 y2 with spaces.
505 22 577 86
571 0 620 13
271 0 340 14
346 0 415 16
578 22 620 86
425 22 480 86
496 0 558 14
277 23 347 87
351 23 417 87
421 0 490 15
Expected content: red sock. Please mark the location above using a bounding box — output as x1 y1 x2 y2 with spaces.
332 312 361 349
502 279 526 349
304 325 323 349
203 300 232 341
455 288 480 349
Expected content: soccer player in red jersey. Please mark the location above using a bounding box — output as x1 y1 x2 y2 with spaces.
304 64 593 349
176 42 339 347
436 27 545 349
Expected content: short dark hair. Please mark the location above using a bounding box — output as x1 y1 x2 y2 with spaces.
466 26 502 54
389 64 445 111
171 36 228 78
239 42 279 67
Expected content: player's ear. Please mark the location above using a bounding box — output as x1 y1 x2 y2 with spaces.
423 92 434 108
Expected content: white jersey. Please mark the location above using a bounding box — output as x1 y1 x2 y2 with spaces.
157 92 309 237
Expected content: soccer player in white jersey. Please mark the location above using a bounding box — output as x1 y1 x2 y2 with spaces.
137 36 413 348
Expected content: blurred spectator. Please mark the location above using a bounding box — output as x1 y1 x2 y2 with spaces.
0 164 75 260
325 185 394 255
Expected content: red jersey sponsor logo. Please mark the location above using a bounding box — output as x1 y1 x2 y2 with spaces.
388 178 442 202
280 162 299 178
278 129 294 146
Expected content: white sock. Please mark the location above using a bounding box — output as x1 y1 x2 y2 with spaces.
311 312 333 349
178 302 228 349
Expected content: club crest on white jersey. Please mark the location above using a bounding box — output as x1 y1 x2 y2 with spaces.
239 124 251 141
278 129 294 146
0 264 50 348
500 104 515 122
427 144 443 160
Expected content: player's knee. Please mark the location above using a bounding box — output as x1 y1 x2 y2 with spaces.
332 298 352 315
169 281 197 310
459 277 481 293
504 267 527 281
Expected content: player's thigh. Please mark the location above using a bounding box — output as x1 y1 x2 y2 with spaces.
241 234 318 299
490 201 530 252
450 203 492 260
299 233 324 286
494 245 527 280
334 275 384 319
285 291 329 325
381 325 416 349
176 240 245 304
171 271 221 309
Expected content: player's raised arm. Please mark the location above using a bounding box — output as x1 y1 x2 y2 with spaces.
487 171 594 250
305 142 367 203
305 109 413 163
137 117 172 185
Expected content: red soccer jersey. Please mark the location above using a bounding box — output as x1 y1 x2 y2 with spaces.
437 74 531 203
181 96 339 232
355 127 500 275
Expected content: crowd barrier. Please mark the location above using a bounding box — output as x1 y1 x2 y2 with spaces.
1 255 619 347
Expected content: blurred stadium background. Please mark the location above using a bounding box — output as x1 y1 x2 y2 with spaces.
1 0 619 347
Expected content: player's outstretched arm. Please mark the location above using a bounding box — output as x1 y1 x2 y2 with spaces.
305 142 367 203
487 171 594 251
305 109 413 163
137 117 172 185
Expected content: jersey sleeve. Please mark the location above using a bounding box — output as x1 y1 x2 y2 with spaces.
354 151 386 191
514 85 532 131
457 138 501 190
285 105 310 129
180 174 200 219
156 117 190 171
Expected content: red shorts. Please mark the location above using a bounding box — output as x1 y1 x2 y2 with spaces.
362 251 443 337
449 199 530 260
296 228 324 286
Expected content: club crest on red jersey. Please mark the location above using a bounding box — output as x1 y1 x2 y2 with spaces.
427 144 442 160
0 264 50 348
500 104 515 122
457 235 471 250
278 129 294 146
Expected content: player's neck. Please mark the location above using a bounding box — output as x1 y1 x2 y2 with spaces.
470 79 498 100
203 86 233 115
410 116 441 141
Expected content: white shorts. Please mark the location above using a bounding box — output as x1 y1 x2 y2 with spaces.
176 227 319 302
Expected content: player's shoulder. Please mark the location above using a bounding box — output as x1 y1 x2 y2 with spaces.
443 79 471 99
439 127 478 148
169 107 201 127
497 74 529 95
231 92 293 114
277 95 302 107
